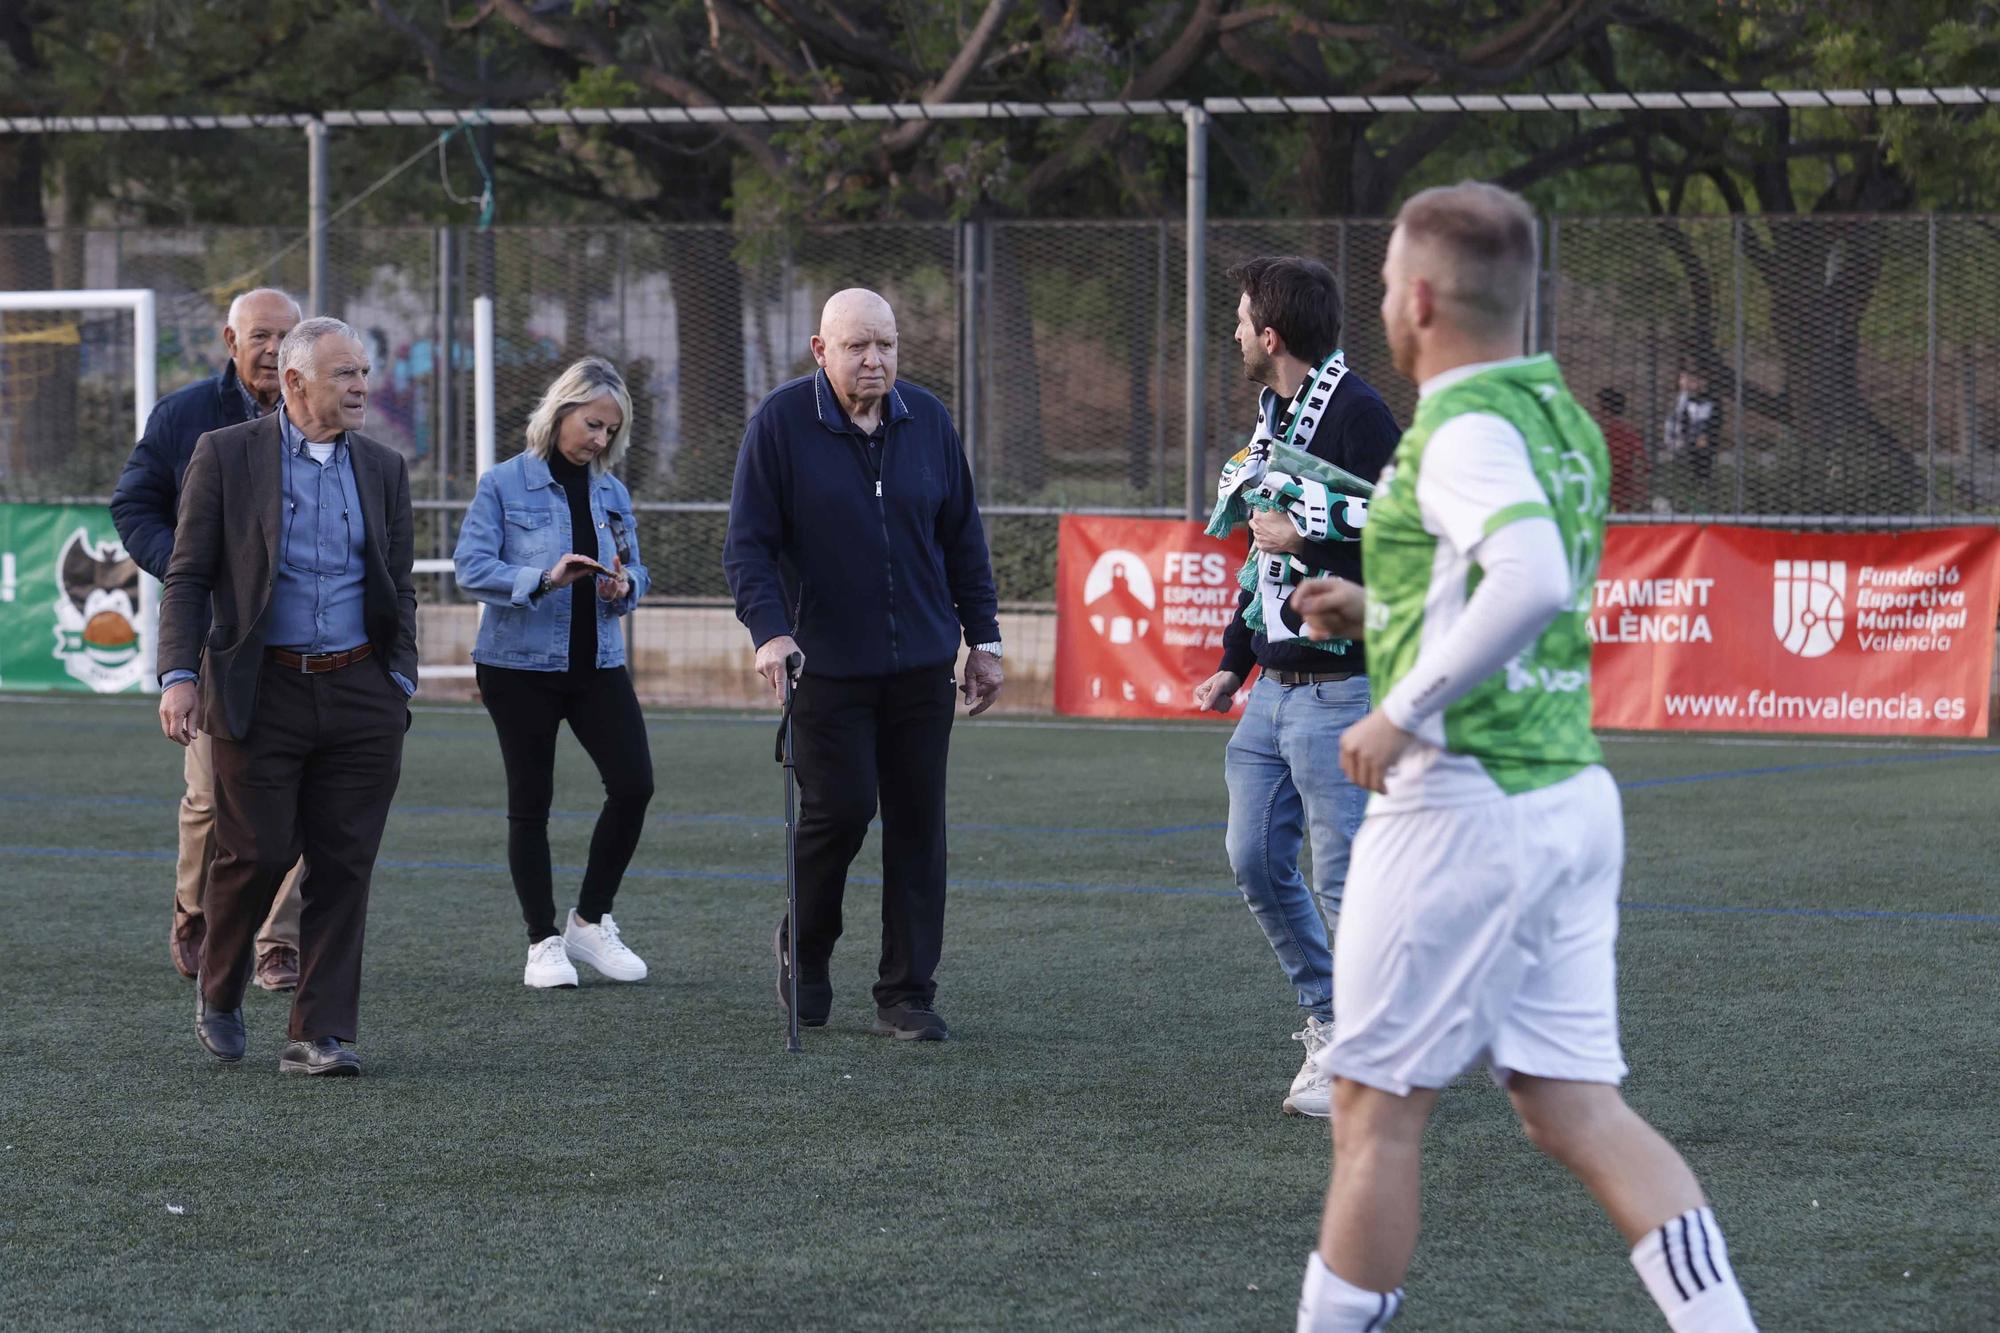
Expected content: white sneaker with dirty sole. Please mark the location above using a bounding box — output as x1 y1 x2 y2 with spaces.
563 910 648 982
523 935 579 989
1284 1015 1335 1118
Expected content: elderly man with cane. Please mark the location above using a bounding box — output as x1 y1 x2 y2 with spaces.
726 287 1002 1043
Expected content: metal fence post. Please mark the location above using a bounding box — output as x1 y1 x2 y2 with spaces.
1926 212 1938 518
959 219 981 472
1184 105 1209 521
434 225 455 512
1733 216 1747 516
1527 216 1544 353
306 119 328 315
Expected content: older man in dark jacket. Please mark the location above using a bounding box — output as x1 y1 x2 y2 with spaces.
112 288 306 989
725 288 1001 1043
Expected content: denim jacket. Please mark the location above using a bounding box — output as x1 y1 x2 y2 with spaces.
453 451 650 670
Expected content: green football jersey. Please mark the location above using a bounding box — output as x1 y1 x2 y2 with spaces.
1362 354 1609 801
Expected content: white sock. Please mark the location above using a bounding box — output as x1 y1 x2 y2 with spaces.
1297 1251 1403 1332
1629 1206 1758 1331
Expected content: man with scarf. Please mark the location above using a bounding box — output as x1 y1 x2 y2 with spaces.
1192 256 1400 1118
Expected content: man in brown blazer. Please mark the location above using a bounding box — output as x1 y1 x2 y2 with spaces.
156 316 417 1077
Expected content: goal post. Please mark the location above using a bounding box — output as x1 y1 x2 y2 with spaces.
0 288 158 684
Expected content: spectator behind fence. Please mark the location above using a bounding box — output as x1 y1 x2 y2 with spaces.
724 287 1002 1043
156 316 417 1077
111 287 308 992
1663 364 1722 484
1594 387 1650 512
453 357 655 991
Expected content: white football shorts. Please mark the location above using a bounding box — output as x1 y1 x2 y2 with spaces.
1323 764 1629 1095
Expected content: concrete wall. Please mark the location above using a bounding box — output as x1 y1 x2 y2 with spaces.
418 605 1063 712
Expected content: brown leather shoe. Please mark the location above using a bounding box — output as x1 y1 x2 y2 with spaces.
255 945 300 993
171 915 205 981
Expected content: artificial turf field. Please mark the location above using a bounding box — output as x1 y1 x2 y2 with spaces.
1 692 1995 1330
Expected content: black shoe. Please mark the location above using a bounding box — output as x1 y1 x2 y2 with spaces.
194 980 246 1063
278 1037 361 1077
870 1002 949 1042
773 919 831 1027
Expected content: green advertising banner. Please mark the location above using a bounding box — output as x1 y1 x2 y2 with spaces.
0 502 155 694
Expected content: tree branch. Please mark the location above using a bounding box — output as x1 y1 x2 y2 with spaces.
488 0 782 175
754 0 920 78
881 0 1019 155
369 0 558 104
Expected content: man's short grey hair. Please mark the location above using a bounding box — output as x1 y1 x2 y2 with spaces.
1394 180 1539 337
525 357 634 476
225 287 301 334
278 316 362 383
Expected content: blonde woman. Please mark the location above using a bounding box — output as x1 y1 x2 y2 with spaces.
454 358 655 988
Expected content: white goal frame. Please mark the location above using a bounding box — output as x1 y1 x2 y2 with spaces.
0 288 160 689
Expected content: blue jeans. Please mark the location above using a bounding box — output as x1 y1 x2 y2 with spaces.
1223 674 1371 1023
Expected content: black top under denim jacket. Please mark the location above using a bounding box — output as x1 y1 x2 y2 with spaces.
545 449 599 673
1217 369 1403 679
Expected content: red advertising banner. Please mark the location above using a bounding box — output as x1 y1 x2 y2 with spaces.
1591 524 2000 736
1054 515 1249 718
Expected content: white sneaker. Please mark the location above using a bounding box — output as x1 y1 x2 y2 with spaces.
523 935 578 989
1284 1015 1336 1118
563 910 647 982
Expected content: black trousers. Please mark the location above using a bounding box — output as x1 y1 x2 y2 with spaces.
476 663 654 942
204 654 405 1042
790 665 956 1009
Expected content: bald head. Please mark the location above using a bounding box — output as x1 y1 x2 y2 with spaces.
812 288 899 425
222 287 302 409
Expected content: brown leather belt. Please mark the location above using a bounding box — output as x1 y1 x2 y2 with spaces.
268 643 374 673
1272 668 1358 686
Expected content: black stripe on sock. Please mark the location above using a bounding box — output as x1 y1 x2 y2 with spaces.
1679 1216 1707 1292
1695 1209 1724 1288
1659 1226 1689 1301
1362 1291 1389 1332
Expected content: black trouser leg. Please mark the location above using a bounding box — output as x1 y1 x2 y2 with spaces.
477 664 566 942
565 667 654 923
872 667 956 1008
289 661 405 1042
788 674 879 978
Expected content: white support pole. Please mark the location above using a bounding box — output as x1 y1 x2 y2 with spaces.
306 119 328 314
474 294 496 478
1183 106 1208 522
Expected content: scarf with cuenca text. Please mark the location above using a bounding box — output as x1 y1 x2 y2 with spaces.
1205 350 1375 653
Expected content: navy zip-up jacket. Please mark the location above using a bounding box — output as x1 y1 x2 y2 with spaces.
111 360 261 581
724 370 1000 679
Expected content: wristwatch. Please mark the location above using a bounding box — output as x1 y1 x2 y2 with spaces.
536 570 554 598
972 641 1003 659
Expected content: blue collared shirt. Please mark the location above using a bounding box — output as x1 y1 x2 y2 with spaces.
161 407 413 696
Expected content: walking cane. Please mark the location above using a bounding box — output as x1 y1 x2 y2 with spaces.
775 650 805 1054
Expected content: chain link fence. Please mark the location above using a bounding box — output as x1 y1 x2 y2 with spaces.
4 215 1998 608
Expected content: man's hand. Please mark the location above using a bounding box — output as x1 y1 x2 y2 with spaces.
1192 670 1243 713
755 635 803 702
159 680 199 747
960 648 1003 716
1247 506 1306 556
1292 576 1366 641
1340 709 1414 794
595 555 632 603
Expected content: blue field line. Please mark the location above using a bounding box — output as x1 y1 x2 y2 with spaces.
3 842 1995 925
1617 746 2000 790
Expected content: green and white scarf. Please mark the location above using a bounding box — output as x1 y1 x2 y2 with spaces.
1205 350 1375 653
